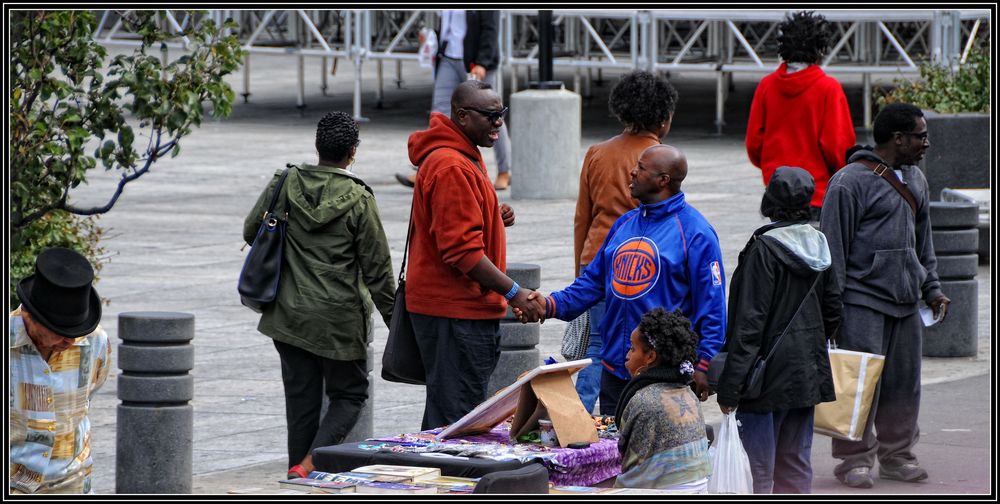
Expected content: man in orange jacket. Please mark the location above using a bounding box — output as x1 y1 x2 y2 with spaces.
406 80 544 430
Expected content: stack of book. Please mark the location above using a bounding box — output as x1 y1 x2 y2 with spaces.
276 465 480 495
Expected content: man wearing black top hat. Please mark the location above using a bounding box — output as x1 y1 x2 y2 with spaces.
10 247 112 494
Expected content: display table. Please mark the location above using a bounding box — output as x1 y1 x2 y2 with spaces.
313 422 621 486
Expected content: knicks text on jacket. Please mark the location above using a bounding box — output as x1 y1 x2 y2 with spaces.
611 237 661 299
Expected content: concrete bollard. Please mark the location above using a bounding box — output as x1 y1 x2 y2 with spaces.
924 202 980 357
488 263 543 396
116 312 194 494
509 87 582 200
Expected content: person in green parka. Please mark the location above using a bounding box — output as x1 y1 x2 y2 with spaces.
242 111 395 479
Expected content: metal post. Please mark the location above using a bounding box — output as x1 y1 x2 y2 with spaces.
535 10 557 88
116 312 195 494
242 54 250 102
863 72 872 129
321 56 329 96
297 53 306 109
376 60 384 108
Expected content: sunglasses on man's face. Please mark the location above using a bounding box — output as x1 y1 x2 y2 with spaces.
464 106 509 123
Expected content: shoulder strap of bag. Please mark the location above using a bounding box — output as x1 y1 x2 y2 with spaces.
264 165 293 219
762 273 823 361
856 159 918 216
399 198 414 283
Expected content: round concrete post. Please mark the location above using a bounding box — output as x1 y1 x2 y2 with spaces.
924 202 980 357
509 87 582 200
116 312 194 494
488 263 543 396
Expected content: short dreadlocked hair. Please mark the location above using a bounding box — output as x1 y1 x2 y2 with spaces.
777 11 832 64
609 70 678 134
636 308 698 369
315 111 359 163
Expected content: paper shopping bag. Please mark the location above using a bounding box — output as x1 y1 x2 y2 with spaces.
814 347 885 441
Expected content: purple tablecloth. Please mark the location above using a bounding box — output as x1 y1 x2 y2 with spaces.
370 422 621 486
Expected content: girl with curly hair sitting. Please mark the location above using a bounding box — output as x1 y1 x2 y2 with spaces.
614 308 711 492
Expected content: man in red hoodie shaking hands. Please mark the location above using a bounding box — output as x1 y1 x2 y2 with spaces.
745 11 856 221
406 80 545 430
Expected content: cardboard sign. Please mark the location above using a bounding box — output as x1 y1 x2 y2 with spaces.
435 359 594 441
510 371 598 447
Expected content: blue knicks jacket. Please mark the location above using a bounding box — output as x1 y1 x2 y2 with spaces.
546 192 727 381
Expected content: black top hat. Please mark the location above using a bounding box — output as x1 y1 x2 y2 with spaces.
16 247 102 338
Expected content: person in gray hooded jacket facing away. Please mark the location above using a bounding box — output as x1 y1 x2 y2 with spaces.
820 103 950 489
716 166 842 494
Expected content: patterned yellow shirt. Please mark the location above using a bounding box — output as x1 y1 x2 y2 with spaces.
9 307 111 494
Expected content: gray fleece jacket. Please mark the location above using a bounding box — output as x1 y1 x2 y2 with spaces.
820 149 943 317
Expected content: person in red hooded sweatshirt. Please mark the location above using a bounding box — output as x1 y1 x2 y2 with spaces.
745 11 856 221
406 80 546 430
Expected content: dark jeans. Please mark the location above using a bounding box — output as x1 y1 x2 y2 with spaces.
273 339 368 468
736 406 815 494
599 369 629 416
410 313 500 431
832 304 922 475
574 301 605 414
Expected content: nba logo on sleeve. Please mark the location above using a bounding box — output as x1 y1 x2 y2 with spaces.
710 261 722 286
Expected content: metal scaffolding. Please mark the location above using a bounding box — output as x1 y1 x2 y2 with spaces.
92 9 991 128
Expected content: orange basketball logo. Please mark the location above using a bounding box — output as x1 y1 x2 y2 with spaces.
611 238 660 299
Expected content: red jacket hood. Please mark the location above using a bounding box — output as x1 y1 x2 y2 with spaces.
408 112 483 167
771 62 826 98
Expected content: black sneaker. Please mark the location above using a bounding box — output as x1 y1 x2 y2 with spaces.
837 467 875 488
879 463 928 482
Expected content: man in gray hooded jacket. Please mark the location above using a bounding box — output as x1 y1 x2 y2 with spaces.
820 103 950 489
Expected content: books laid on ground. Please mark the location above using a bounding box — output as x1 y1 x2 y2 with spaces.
307 470 408 483
277 478 357 493
410 475 479 493
351 464 441 481
354 481 438 495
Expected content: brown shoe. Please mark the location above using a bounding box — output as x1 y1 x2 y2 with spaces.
395 173 415 188
494 171 510 190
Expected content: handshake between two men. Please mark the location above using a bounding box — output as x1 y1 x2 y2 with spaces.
510 291 548 324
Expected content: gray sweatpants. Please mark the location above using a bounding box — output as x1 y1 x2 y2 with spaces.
432 56 511 174
832 302 923 475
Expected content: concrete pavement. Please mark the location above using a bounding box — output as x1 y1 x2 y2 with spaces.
68 51 993 495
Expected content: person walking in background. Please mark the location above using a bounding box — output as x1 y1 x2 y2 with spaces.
571 70 679 414
243 111 396 480
10 247 112 494
821 103 950 489
615 308 712 493
406 80 544 431
715 167 843 494
520 145 727 414
745 10 856 220
397 10 512 190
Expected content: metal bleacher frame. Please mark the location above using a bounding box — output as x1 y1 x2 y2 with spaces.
92 9 991 129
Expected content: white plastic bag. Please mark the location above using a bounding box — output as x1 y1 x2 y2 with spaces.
707 413 754 494
417 28 437 69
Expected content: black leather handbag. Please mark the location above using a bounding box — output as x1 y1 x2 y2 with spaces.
238 167 292 313
381 204 426 385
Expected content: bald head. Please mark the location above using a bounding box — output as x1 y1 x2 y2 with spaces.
644 144 687 194
451 80 494 115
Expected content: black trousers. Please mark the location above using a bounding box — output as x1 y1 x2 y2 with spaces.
410 313 500 431
599 369 629 416
273 339 368 468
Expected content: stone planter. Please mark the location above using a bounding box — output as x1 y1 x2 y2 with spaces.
918 110 990 201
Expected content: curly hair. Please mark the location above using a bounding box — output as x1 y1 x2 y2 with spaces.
777 11 832 64
315 111 359 163
636 308 698 368
608 70 678 134
873 103 923 144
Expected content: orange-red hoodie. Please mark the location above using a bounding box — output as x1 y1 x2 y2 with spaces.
405 112 507 319
745 63 856 208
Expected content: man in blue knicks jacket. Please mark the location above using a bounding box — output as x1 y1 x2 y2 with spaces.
524 145 727 415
